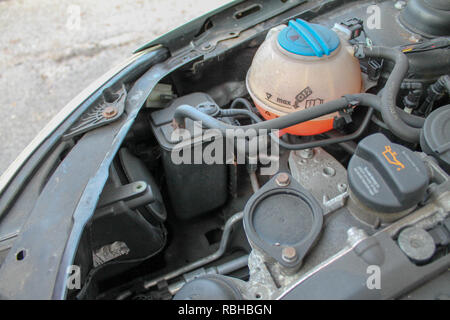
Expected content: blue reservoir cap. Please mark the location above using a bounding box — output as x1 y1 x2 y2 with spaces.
277 19 340 57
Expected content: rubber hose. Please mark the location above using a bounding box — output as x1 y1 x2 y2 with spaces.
174 94 382 133
377 88 425 128
272 107 374 150
230 97 256 113
218 108 262 124
362 46 421 142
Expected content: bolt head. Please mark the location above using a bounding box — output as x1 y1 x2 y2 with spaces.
297 148 314 159
282 246 297 262
102 106 118 119
276 172 290 186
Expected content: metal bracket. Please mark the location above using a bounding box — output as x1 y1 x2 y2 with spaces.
323 191 348 215
63 85 127 140
94 181 156 221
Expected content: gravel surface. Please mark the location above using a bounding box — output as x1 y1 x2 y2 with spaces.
0 0 229 175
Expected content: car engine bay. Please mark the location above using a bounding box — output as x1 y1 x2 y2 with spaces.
4 0 448 300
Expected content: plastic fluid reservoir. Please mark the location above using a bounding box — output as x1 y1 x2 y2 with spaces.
246 19 363 135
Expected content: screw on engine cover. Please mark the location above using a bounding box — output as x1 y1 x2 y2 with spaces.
398 227 435 263
102 106 118 119
281 247 297 262
275 172 290 186
297 148 314 159
337 183 348 192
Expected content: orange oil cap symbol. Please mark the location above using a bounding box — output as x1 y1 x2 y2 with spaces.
382 145 405 171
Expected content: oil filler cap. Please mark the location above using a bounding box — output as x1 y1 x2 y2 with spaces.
348 133 429 213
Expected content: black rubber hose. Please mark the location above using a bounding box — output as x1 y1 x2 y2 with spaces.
378 87 425 128
173 47 422 142
174 91 420 143
398 110 425 128
361 46 421 142
271 107 374 150
371 114 389 130
324 131 358 154
372 111 424 129
230 97 257 113
371 88 425 129
349 91 424 127
218 108 262 124
174 93 382 133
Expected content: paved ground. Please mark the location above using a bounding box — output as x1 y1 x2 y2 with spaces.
0 0 229 175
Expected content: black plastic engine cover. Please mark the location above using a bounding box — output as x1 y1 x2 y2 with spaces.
348 133 429 213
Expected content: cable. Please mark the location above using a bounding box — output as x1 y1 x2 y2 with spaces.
324 130 358 154
218 108 262 124
249 171 260 193
230 97 257 114
371 114 389 130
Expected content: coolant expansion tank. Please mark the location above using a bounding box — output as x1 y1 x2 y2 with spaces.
246 19 362 135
